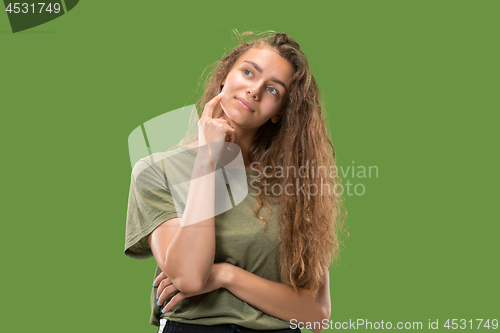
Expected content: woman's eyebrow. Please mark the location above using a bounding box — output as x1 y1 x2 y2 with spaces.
243 60 288 92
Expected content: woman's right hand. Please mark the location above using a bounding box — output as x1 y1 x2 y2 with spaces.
198 93 235 170
154 272 179 307
158 263 227 314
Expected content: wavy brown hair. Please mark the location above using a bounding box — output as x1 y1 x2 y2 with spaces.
195 30 346 297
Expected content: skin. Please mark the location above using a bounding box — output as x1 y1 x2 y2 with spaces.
148 45 331 333
154 266 331 333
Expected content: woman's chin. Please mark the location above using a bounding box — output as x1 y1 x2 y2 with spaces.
222 108 241 126
221 104 255 129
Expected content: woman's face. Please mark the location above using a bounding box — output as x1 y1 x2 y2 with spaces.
220 46 294 129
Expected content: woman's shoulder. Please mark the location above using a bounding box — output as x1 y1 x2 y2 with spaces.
185 140 199 151
132 146 196 186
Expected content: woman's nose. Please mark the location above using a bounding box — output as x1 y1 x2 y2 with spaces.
246 81 264 99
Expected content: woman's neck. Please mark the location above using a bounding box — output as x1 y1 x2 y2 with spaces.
232 128 257 168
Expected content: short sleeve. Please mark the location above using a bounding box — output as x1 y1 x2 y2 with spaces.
124 158 180 259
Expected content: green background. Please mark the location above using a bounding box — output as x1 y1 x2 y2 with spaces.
1 1 498 332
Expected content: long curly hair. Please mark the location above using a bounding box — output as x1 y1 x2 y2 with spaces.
195 30 346 297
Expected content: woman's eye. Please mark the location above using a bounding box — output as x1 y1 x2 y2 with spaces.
267 87 278 96
244 69 253 77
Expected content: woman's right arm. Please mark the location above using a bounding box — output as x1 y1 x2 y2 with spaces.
147 154 215 295
147 93 234 295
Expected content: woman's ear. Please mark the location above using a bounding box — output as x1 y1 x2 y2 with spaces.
271 114 280 124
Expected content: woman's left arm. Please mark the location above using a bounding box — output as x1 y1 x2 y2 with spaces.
159 263 331 333
221 263 331 331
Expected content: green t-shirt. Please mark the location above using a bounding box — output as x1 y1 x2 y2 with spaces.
124 146 291 330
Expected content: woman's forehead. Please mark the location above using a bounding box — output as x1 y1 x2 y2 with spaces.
235 46 294 84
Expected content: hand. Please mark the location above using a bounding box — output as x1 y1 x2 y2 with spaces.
198 93 236 170
159 263 229 314
154 272 179 307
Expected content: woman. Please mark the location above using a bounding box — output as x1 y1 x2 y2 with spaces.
125 31 345 333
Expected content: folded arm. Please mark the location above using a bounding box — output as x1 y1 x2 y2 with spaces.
221 263 331 333
148 151 217 294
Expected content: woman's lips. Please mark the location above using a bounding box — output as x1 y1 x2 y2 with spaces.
235 98 254 112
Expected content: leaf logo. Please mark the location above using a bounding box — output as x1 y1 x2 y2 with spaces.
128 105 249 226
3 0 78 33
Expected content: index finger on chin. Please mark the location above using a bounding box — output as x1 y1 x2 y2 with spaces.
201 93 223 120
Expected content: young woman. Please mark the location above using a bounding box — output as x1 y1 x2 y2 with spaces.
125 31 345 333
